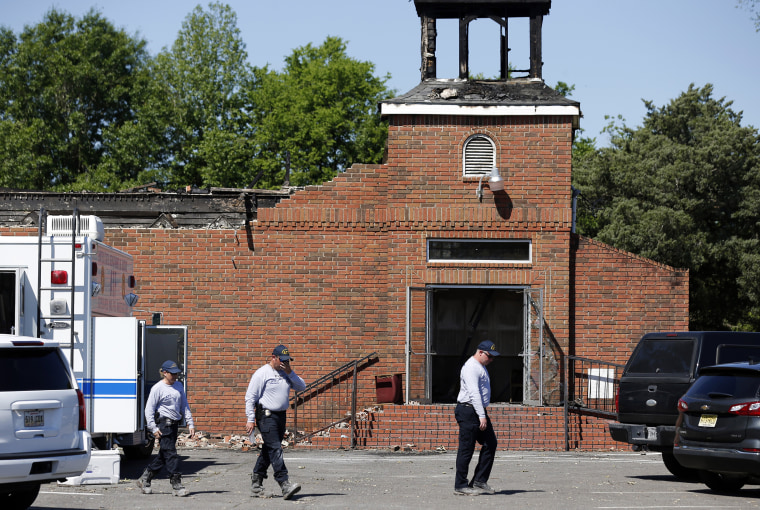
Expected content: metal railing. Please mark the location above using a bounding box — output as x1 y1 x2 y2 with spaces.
563 355 624 450
290 352 378 448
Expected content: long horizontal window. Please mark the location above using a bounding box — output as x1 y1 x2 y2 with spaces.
427 240 531 263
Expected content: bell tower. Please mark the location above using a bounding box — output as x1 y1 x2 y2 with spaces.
381 0 577 130
414 0 551 81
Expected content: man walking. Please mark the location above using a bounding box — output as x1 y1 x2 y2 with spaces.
454 341 500 496
137 360 195 497
245 344 307 500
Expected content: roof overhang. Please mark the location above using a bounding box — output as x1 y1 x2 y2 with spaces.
414 0 551 18
380 103 580 129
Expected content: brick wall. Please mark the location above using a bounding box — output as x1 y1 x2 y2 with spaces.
572 236 689 365
0 110 688 451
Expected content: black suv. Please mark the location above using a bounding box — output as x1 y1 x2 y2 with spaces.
674 361 760 492
609 331 760 479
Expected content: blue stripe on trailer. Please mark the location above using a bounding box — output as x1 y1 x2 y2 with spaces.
77 378 137 398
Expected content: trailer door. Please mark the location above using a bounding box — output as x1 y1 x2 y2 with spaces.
0 268 27 335
142 325 189 403
90 317 138 433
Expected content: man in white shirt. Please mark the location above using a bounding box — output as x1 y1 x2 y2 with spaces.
245 344 307 500
454 341 500 496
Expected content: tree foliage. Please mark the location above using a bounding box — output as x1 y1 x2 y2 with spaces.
249 36 392 188
149 2 257 188
0 9 150 190
0 4 393 191
573 84 760 330
737 0 760 31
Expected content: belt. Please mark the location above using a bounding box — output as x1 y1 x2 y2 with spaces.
457 402 473 408
159 416 178 425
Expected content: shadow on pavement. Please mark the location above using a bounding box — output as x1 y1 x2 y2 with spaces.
628 474 699 483
119 454 227 479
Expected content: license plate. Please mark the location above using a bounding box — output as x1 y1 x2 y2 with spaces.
24 410 44 427
698 414 718 428
646 427 657 440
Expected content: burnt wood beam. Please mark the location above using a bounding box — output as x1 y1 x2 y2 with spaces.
0 189 289 229
490 15 509 80
421 16 437 80
458 16 476 79
459 17 468 79
529 14 543 79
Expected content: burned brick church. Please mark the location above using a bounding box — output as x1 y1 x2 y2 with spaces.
0 0 687 450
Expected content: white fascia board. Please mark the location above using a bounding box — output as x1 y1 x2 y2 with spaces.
380 103 580 117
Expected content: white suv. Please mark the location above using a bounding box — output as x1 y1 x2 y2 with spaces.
0 335 91 509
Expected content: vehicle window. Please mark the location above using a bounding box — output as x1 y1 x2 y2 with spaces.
716 344 760 365
688 373 760 399
626 339 694 374
0 348 74 391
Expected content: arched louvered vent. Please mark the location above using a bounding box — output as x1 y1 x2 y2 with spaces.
463 135 496 176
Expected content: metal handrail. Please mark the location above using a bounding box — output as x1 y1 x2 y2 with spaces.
290 352 378 448
563 355 624 450
292 351 378 402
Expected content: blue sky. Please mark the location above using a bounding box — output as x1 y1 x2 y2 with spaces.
2 0 758 145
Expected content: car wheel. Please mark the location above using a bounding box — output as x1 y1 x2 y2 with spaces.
0 484 41 510
699 470 747 493
661 450 700 481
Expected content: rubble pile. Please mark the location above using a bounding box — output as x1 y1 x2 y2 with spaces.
174 430 295 451
170 405 385 450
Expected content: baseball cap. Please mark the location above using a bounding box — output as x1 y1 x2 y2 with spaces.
477 341 500 357
272 344 294 361
161 360 181 373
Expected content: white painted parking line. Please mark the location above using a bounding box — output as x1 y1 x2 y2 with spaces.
39 491 103 496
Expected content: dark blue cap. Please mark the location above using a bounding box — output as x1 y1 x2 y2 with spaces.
161 360 181 373
272 344 294 361
477 341 500 357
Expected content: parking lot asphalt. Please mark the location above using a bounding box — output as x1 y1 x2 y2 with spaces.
31 447 760 509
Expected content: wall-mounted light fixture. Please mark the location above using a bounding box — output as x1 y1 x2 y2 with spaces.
476 168 505 201
124 292 139 307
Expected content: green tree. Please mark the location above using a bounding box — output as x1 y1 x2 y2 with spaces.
249 36 393 188
553 81 575 98
573 84 760 330
0 9 150 190
737 0 760 31
148 2 256 189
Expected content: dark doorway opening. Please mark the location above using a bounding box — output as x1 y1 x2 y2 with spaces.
0 271 17 334
429 286 525 403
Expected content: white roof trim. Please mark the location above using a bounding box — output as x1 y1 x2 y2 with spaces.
380 103 580 117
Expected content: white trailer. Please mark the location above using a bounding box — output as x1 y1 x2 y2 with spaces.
0 210 187 457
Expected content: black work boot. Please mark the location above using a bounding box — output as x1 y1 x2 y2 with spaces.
170 473 188 497
136 468 154 494
251 473 264 495
279 479 301 500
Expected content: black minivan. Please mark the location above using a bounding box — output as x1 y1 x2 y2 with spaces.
609 331 760 479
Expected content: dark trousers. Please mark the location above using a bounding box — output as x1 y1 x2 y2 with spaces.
454 403 498 489
253 410 289 484
147 417 180 476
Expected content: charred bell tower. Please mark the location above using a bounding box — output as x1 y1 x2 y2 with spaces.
415 0 551 81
